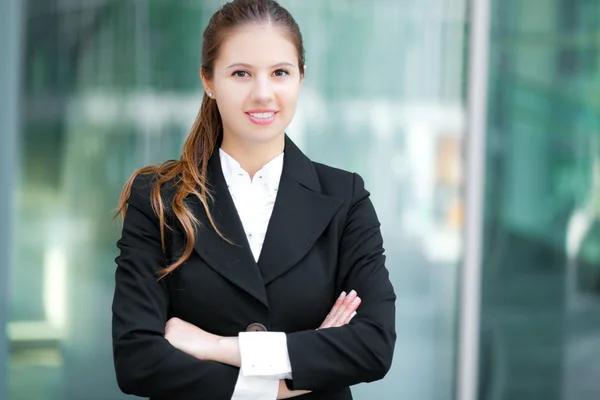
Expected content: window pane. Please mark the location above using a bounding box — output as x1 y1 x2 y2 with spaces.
482 0 600 398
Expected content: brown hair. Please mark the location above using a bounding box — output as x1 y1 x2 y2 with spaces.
115 0 305 279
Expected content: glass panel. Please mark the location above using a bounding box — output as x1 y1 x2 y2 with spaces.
481 0 600 398
8 1 468 399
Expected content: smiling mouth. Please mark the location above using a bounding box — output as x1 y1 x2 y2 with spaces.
246 111 277 125
248 111 276 119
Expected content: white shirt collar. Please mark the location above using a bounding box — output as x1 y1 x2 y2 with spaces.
219 148 284 194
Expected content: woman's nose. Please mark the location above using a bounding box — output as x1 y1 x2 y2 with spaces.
251 76 275 103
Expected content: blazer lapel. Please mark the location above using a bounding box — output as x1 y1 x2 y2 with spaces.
257 136 343 284
186 150 269 308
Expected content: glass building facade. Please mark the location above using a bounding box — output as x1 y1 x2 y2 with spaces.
481 0 600 399
0 0 598 399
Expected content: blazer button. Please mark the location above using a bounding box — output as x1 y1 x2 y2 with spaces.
246 322 267 332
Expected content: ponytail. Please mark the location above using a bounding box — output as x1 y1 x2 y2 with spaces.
115 93 228 279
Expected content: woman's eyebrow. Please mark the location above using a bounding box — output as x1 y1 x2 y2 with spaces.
226 62 296 69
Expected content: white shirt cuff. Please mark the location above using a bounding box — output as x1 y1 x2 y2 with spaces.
238 332 292 379
231 369 279 400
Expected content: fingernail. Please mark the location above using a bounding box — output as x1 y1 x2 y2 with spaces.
349 290 357 297
350 311 357 318
352 296 360 305
338 291 346 300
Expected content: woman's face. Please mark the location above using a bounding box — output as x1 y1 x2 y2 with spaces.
203 24 303 147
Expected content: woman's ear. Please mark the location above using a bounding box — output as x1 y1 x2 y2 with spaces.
200 69 214 98
300 64 307 84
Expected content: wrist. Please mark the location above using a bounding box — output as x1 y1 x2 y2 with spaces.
198 332 222 361
215 336 242 367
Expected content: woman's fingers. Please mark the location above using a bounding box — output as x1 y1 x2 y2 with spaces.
344 311 357 325
326 291 346 321
320 291 346 328
334 293 361 327
320 290 360 329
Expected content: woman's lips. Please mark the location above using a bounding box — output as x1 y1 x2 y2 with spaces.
246 111 277 125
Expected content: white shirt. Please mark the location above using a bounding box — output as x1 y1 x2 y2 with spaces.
220 149 293 400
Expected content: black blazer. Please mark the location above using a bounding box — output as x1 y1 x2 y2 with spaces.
112 136 396 400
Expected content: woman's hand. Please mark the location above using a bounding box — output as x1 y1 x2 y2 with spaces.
318 290 361 329
164 294 361 400
278 292 361 399
277 380 311 399
164 290 361 362
164 317 220 361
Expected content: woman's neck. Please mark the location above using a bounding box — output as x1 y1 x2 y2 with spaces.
220 134 285 179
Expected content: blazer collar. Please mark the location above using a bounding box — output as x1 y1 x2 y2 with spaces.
187 135 342 309
279 135 322 193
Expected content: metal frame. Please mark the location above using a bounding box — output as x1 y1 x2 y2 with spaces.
456 0 492 400
0 0 23 397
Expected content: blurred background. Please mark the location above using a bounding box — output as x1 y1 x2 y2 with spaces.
0 0 598 399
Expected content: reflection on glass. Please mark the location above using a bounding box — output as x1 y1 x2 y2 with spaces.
482 0 600 399
8 1 468 399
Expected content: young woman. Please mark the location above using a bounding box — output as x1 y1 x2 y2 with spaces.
112 0 396 399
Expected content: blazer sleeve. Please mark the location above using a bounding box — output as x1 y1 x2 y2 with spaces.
284 173 397 391
112 175 239 400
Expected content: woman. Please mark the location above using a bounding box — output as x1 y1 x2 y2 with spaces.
112 0 396 399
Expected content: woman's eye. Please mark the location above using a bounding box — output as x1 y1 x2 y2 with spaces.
232 71 249 78
273 69 289 77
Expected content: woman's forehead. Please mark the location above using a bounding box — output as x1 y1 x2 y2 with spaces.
216 24 298 68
